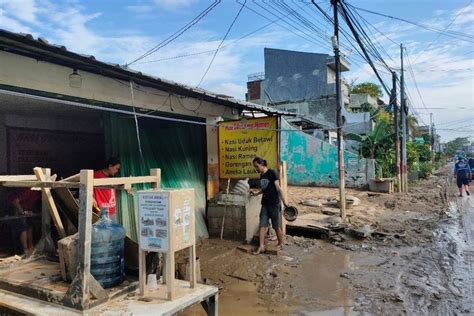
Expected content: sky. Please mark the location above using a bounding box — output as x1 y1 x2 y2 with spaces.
0 0 473 142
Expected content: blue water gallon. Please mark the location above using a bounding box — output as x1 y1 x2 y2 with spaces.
91 208 126 288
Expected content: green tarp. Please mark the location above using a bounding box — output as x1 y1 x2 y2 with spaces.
106 113 209 241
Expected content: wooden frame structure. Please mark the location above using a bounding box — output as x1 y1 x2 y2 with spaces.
0 168 161 310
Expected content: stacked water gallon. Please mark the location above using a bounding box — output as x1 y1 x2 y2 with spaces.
91 208 126 288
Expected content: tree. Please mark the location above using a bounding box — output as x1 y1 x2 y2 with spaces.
416 144 432 162
346 120 395 177
445 137 470 156
407 115 418 134
351 82 383 98
406 141 420 172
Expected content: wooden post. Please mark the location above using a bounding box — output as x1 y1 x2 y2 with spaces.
64 170 94 310
139 169 161 296
36 168 55 254
189 244 197 289
280 161 288 235
34 167 66 239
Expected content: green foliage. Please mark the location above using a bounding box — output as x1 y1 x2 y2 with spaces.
418 162 433 179
406 141 420 172
416 144 432 162
435 152 447 170
359 102 376 113
347 121 394 177
421 133 432 144
445 137 470 156
375 109 392 125
351 82 383 98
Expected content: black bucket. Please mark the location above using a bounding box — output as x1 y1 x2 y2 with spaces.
283 206 298 222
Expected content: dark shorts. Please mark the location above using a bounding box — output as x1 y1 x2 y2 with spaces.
11 218 29 235
259 203 281 229
457 177 470 188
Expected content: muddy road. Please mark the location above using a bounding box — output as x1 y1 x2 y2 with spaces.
181 171 473 315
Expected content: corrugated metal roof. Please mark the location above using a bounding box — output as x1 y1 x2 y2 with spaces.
0 29 296 117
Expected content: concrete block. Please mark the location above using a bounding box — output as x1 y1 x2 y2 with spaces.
58 233 78 282
369 178 393 193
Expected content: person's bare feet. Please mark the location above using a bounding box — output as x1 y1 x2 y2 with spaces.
253 246 266 255
277 244 283 251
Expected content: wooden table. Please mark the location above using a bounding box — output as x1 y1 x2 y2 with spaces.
0 279 219 316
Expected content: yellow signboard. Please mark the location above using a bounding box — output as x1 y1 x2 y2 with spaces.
219 117 278 179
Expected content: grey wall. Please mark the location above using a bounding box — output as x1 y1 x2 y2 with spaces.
264 48 333 103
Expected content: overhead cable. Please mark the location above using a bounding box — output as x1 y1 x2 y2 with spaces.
197 0 247 87
347 3 474 43
126 1 221 66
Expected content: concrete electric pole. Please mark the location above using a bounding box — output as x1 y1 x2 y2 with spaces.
332 0 346 219
400 43 408 192
392 71 401 192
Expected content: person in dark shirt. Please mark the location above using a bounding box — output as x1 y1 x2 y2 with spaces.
454 156 471 197
252 157 288 255
7 189 41 255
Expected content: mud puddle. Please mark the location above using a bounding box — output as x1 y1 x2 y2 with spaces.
180 242 361 315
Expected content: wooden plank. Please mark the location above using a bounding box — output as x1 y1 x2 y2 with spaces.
280 161 288 235
150 168 161 189
36 168 55 255
139 250 146 296
189 245 197 289
61 173 80 182
0 289 81 315
93 176 158 187
64 169 94 310
88 273 108 301
34 167 66 239
139 168 161 296
0 175 37 181
0 277 65 306
0 181 80 189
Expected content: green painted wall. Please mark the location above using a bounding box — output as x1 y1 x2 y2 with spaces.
280 118 373 187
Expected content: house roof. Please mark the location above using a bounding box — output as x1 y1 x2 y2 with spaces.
0 29 295 117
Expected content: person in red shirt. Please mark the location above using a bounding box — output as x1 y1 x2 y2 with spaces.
93 157 121 221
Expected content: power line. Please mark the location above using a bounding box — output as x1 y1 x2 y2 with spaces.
436 117 474 127
197 0 246 87
125 1 221 66
404 47 430 113
341 3 393 72
336 1 392 95
136 9 292 65
348 3 474 43
413 0 473 64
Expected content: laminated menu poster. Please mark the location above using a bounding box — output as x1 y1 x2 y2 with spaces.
138 190 169 252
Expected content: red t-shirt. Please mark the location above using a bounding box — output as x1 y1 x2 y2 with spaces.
93 170 116 216
7 189 41 212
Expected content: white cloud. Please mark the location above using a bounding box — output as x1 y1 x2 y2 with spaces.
208 82 247 98
125 5 155 14
153 0 197 10
0 9 34 34
0 0 38 23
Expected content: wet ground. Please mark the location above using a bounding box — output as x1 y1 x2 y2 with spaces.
179 172 473 315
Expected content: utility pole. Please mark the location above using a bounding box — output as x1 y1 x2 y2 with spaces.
392 71 401 192
332 0 346 219
400 44 408 192
430 112 435 165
